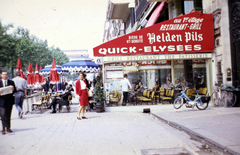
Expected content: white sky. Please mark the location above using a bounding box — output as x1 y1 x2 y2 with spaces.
0 0 108 58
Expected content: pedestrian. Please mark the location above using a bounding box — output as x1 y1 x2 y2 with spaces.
12 71 27 119
121 74 133 106
43 78 49 94
61 79 68 91
0 70 17 134
137 76 142 84
76 72 88 120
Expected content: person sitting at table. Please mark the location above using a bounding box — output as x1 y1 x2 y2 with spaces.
167 80 174 89
47 86 72 113
175 79 183 89
137 82 145 96
132 82 139 91
152 81 159 91
183 79 193 89
68 84 74 92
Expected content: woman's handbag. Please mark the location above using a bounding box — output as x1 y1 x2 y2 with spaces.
88 89 93 97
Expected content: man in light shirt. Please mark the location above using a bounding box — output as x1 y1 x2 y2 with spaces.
121 74 133 106
12 72 27 119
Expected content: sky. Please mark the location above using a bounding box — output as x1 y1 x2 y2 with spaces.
0 0 108 58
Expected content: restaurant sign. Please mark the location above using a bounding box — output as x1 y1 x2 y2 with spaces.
93 12 214 57
103 53 212 63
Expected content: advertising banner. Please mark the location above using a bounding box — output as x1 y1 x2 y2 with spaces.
93 12 214 57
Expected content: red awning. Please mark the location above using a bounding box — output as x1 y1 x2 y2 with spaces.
146 2 165 28
93 11 214 57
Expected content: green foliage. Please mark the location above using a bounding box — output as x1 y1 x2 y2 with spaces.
94 73 105 103
0 21 69 77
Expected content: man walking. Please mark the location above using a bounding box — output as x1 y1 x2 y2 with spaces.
0 70 16 134
121 74 133 106
12 71 27 119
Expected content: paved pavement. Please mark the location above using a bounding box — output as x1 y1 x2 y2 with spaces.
0 98 239 155
106 103 240 155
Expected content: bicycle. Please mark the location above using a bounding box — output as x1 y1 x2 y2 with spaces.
223 85 238 107
211 84 227 107
173 88 210 110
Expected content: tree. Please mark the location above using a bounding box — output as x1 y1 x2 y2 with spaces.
50 47 69 65
94 73 105 103
0 21 69 77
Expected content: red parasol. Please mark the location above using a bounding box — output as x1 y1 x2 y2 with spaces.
27 62 35 87
39 66 45 85
49 59 60 84
16 58 25 79
34 63 40 84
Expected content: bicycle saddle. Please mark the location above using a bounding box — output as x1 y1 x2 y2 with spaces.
195 90 201 94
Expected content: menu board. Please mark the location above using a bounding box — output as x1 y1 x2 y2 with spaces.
106 70 123 79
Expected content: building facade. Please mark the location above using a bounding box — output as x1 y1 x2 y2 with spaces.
95 0 237 106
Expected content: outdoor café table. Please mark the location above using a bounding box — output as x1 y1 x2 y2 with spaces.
22 92 42 114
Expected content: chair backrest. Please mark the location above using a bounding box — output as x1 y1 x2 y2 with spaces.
47 94 50 100
114 91 118 97
151 91 155 99
199 87 203 94
201 88 207 95
160 87 164 95
117 92 122 100
112 90 116 96
143 90 148 97
165 90 169 96
170 90 174 97
41 96 45 102
186 89 193 98
147 91 150 98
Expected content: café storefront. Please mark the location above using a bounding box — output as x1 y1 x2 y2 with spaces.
93 11 214 106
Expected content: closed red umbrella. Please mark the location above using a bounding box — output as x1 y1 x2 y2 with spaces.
49 59 60 84
34 63 40 84
39 66 45 85
16 58 25 79
27 62 35 87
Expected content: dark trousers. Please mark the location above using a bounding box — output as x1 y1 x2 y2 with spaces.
0 104 13 130
49 98 69 111
123 92 129 105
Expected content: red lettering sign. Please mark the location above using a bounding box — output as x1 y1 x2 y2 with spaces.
93 12 214 57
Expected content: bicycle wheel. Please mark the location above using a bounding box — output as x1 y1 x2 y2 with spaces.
196 97 209 110
173 96 183 109
220 91 227 107
211 92 219 106
223 92 237 107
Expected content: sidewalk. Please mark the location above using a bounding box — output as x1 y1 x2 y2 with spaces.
9 99 240 154
106 103 240 154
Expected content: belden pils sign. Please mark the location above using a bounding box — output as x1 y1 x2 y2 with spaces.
93 11 214 57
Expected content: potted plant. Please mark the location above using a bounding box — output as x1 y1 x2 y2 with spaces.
94 73 105 112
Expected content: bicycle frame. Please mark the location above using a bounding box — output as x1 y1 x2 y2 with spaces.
180 91 200 102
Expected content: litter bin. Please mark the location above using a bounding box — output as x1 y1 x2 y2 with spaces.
96 102 104 113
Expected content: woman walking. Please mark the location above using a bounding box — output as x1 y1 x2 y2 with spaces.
76 72 88 120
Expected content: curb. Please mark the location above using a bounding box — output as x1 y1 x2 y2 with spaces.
150 112 240 155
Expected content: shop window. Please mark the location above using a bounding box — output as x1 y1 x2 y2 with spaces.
174 60 185 84
155 69 171 87
184 0 194 14
192 59 206 90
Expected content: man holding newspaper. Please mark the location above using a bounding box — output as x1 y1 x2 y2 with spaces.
0 70 16 135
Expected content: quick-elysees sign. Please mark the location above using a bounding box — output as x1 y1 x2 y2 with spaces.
93 11 214 57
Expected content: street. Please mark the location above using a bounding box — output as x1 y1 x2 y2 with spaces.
0 101 234 155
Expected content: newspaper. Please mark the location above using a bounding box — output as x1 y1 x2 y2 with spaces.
0 86 13 96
